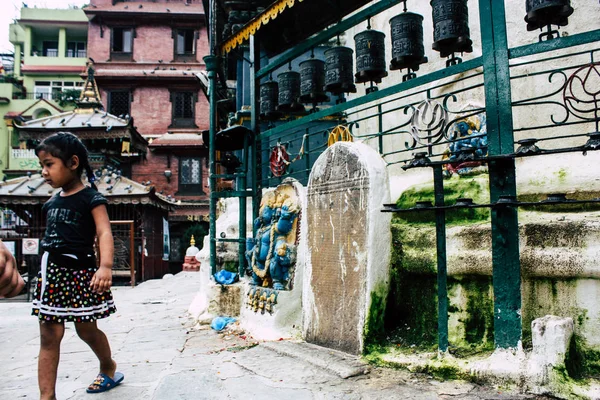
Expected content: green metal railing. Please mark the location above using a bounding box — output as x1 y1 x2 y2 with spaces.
208 0 600 351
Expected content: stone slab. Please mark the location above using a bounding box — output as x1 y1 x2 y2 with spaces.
261 340 370 379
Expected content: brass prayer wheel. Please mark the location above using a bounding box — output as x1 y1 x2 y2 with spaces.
324 46 356 95
277 70 304 112
389 11 428 75
431 0 473 58
525 0 574 31
260 80 281 120
354 29 388 85
299 58 329 104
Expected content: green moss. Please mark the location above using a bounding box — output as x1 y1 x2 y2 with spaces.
519 192 600 212
403 249 436 274
557 168 568 183
394 176 490 225
462 277 494 346
523 222 587 248
446 277 494 356
387 224 437 346
363 343 390 366
571 337 600 379
364 348 473 381
363 283 388 350
566 335 585 380
424 363 463 380
521 278 584 348
222 261 238 273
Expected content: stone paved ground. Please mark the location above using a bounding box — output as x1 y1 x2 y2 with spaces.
0 272 549 400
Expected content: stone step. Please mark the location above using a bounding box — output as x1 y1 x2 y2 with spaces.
261 340 370 379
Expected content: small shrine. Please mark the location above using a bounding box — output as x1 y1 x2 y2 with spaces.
182 235 201 272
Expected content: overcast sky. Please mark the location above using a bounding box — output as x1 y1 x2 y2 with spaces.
0 0 89 54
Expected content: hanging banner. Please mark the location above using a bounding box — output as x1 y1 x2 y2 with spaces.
162 218 170 261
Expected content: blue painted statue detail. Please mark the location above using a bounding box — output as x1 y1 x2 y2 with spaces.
443 113 488 177
246 185 299 291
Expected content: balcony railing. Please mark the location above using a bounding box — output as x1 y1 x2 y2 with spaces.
11 149 36 159
66 50 87 58
11 92 77 101
13 93 49 100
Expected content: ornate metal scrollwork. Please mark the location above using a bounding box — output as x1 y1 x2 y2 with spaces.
408 99 449 147
563 63 600 124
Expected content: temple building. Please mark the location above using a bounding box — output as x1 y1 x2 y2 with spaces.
84 0 210 266
3 63 175 285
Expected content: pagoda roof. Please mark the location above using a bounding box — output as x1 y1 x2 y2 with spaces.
0 170 176 210
16 108 128 130
14 108 148 152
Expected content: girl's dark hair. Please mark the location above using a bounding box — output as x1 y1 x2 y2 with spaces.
35 132 97 190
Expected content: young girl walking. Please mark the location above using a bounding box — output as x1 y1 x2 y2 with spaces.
32 132 124 398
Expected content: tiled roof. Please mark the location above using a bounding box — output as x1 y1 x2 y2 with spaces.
0 170 176 209
93 68 204 78
14 98 64 118
14 108 148 152
16 108 129 130
85 2 204 17
21 66 85 74
149 132 205 148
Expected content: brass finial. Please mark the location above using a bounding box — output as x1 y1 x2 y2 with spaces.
190 235 195 246
77 58 103 109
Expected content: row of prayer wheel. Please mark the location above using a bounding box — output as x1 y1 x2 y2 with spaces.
260 0 574 119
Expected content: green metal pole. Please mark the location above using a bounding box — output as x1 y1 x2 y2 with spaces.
239 132 249 276
433 165 448 352
479 0 522 348
250 35 261 233
205 55 218 276
378 104 383 154
207 0 219 276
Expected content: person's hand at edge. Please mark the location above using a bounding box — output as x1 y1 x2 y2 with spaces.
0 240 25 298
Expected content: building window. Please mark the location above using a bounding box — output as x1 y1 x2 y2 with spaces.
34 80 83 100
42 41 58 57
66 42 86 58
170 91 197 128
175 29 196 60
107 90 131 117
179 157 204 195
111 27 133 60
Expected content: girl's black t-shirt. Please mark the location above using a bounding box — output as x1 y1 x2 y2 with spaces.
41 187 108 255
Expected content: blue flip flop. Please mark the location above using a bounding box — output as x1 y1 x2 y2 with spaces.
86 372 124 393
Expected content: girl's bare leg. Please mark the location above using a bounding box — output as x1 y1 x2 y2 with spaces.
38 321 65 400
74 321 116 378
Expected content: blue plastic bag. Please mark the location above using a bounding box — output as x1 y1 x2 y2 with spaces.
211 316 237 331
213 269 239 285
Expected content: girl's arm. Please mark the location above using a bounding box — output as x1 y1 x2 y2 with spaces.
90 204 114 294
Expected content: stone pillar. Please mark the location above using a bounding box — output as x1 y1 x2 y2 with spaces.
14 44 21 76
24 27 32 58
58 28 66 59
303 142 391 355
530 315 574 374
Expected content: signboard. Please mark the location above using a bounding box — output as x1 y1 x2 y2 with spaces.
162 218 170 261
22 238 39 255
3 241 16 257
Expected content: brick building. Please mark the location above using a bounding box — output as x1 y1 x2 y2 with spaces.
84 0 210 266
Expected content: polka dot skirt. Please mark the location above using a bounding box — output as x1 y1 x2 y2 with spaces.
32 262 116 323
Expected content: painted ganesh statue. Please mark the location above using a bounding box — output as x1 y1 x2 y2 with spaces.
245 188 300 290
